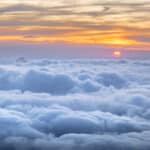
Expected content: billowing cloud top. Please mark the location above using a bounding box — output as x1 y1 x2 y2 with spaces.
0 0 150 50
0 58 150 149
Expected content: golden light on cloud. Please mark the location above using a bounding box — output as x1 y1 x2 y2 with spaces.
0 0 149 50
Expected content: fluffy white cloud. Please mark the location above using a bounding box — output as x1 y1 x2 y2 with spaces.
0 59 149 149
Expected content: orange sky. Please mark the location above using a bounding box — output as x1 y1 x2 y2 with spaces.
0 0 150 50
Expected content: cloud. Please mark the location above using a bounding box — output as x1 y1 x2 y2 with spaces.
0 0 149 49
0 62 129 94
0 4 43 13
128 36 150 43
0 59 149 149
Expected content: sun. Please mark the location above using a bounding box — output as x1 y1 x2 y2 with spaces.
113 50 121 58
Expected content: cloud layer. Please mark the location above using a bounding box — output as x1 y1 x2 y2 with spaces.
0 58 150 150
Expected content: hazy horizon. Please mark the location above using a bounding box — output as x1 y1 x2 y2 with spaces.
0 42 150 59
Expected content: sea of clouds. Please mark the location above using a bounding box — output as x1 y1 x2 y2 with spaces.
0 58 150 150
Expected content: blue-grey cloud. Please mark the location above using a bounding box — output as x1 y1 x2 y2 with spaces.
0 59 149 149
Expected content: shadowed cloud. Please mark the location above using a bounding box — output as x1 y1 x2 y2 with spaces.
0 59 149 149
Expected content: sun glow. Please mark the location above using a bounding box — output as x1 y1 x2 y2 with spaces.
113 50 121 57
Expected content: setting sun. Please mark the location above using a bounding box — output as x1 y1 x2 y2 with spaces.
113 50 121 57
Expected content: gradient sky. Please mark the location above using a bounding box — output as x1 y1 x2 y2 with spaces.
0 0 150 58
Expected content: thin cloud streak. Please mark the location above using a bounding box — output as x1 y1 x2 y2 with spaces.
0 0 149 49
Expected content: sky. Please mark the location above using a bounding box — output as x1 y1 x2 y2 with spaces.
0 0 150 58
